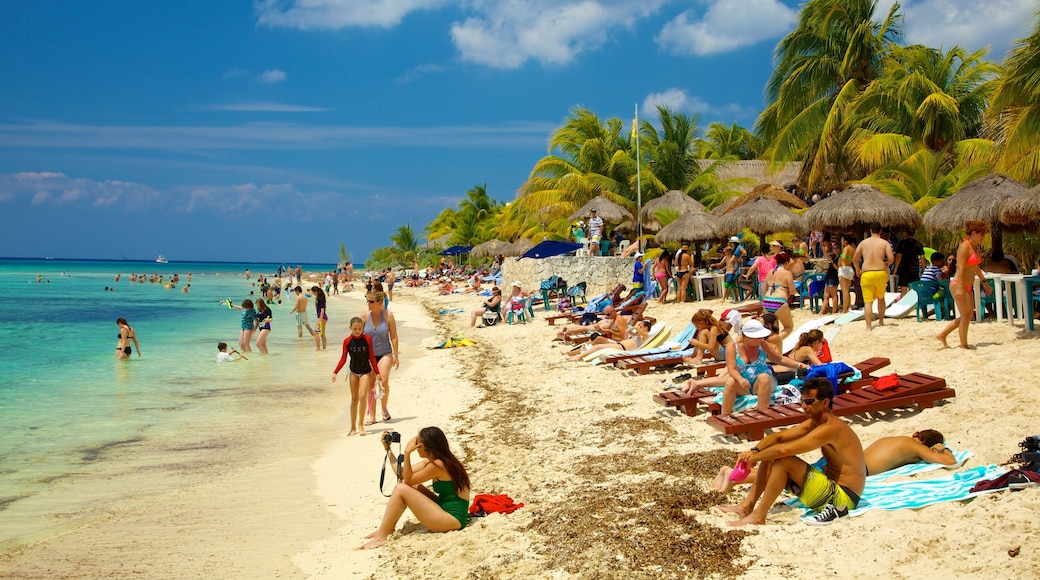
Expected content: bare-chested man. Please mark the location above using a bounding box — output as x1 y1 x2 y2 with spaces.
713 428 957 492
719 377 866 526
852 222 894 331
557 305 629 344
289 286 316 338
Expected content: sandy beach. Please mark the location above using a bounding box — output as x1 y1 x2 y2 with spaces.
3 279 1039 578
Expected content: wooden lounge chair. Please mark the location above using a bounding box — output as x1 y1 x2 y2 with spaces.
652 357 891 417
615 345 713 375
706 371 952 440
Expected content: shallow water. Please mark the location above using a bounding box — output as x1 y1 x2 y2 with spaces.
0 258 349 548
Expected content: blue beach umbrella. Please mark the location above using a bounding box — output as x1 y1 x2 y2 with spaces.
516 240 583 260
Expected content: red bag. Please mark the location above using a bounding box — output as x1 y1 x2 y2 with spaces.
873 373 899 391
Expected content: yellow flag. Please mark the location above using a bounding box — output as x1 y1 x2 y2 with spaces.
631 118 637 140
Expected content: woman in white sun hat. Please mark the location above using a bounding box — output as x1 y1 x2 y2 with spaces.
718 319 807 415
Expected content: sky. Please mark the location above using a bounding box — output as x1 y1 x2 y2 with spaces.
0 0 1035 264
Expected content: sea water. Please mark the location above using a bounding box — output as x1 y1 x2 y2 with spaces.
0 258 350 548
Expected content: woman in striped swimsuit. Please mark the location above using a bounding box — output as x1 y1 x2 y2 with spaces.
761 252 797 340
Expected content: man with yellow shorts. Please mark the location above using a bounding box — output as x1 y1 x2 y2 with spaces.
853 223 895 331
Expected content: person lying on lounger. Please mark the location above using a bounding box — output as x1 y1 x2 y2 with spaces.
561 319 651 361
555 305 629 341
719 377 866 526
713 429 958 493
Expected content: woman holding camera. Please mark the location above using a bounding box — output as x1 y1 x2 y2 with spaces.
360 426 470 550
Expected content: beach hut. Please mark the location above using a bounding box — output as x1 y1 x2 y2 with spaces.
803 184 922 234
716 197 807 251
567 195 634 223
502 238 533 257
470 239 509 259
1001 182 1040 226
640 190 707 232
711 182 807 216
654 210 720 267
924 173 1029 257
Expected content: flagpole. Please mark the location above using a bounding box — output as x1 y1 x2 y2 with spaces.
634 104 642 248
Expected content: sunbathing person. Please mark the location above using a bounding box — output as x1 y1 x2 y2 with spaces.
562 319 651 361
470 286 502 327
681 310 732 366
713 429 957 492
719 377 866 526
556 305 627 341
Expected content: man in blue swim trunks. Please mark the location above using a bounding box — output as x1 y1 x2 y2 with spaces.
720 377 866 526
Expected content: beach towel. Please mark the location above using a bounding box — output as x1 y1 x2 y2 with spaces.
786 464 1004 517
428 337 477 349
438 308 465 315
468 493 524 517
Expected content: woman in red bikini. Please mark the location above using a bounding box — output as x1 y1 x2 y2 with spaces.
937 220 992 349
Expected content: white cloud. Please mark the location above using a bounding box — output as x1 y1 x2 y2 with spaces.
656 0 797 56
200 102 330 112
891 0 1036 59
258 69 287 83
397 63 446 84
255 0 446 29
451 1 667 69
1 172 161 209
642 88 754 123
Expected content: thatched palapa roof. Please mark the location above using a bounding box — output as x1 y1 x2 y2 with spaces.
1001 182 1040 225
803 184 921 232
713 183 807 216
716 197 807 237
696 160 802 193
470 239 509 258
640 190 706 231
568 195 634 223
501 238 533 257
654 210 719 244
924 174 1028 232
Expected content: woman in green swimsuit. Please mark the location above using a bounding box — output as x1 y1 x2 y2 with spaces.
361 426 471 550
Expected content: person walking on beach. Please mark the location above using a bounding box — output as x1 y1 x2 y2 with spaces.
230 299 257 353
295 265 302 285
837 234 858 312
719 377 865 526
853 223 894 331
311 286 328 350
289 286 316 339
363 290 399 423
115 318 140 359
360 426 470 550
255 298 273 355
332 317 380 436
937 221 992 349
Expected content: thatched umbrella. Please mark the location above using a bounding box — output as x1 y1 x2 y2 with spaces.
655 210 720 266
712 183 807 216
1001 182 1040 226
803 183 921 234
470 239 509 258
716 198 807 250
421 233 452 249
501 238 533 257
924 173 1028 257
640 190 706 232
567 195 634 223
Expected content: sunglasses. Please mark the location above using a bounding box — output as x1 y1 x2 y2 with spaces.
802 397 820 405
367 299 377 304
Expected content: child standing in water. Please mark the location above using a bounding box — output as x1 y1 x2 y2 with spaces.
230 299 257 353
332 317 380 436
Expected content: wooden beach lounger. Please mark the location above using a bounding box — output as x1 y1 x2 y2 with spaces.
705 371 952 440
615 346 717 375
651 357 891 417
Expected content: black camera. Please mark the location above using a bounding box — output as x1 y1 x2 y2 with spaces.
383 431 401 445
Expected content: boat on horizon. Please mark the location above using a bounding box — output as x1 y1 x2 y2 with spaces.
156 255 169 264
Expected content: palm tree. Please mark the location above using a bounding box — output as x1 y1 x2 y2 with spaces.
696 121 763 159
756 0 903 193
989 7 1040 185
389 224 419 261
854 44 998 158
858 142 993 213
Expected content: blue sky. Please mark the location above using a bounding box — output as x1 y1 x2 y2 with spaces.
0 0 1034 263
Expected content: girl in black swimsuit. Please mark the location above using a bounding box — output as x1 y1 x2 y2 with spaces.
115 317 140 359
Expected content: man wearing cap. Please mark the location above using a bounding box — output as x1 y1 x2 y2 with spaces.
631 252 645 291
588 209 604 254
730 236 747 266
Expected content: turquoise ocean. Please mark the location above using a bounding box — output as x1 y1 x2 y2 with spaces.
0 258 355 548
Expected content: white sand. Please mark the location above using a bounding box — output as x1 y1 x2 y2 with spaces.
4 280 1038 578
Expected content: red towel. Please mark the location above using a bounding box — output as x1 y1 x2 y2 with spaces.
873 373 899 391
468 493 524 515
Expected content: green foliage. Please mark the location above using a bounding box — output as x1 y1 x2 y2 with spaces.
338 243 351 266
990 6 1040 185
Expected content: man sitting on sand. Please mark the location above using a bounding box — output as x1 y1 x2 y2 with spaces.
714 429 959 492
719 377 865 526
